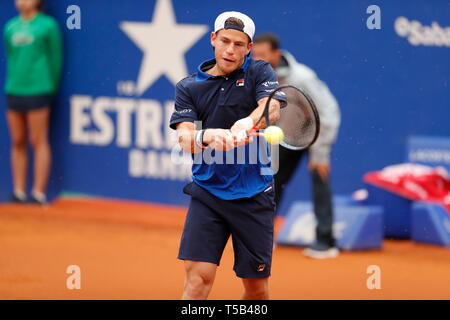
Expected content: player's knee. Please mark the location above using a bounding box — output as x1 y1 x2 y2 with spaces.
244 287 268 300
185 273 214 297
190 271 214 287
11 135 27 149
243 278 269 300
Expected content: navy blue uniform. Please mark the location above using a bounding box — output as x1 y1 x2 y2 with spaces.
170 56 280 278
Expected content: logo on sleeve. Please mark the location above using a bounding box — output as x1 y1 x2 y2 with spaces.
236 79 245 87
261 81 279 87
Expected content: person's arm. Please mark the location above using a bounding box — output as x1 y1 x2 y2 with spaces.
176 122 235 153
181 96 280 151
170 82 235 153
47 20 63 91
230 96 280 136
230 61 281 138
249 96 280 129
4 24 11 58
176 122 203 154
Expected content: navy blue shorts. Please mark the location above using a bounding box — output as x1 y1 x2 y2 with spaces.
178 181 276 279
6 94 54 113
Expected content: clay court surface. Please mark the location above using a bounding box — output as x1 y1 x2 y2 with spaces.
0 197 449 300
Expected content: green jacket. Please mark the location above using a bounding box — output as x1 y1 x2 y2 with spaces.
4 12 62 96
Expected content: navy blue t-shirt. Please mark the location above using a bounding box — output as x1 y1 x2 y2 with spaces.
170 56 280 200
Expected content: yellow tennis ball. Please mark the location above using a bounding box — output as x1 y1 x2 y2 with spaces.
264 126 284 145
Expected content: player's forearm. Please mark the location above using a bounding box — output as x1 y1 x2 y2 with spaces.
249 98 281 129
178 130 200 154
176 123 203 154
177 124 236 152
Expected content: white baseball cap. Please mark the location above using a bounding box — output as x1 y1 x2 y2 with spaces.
214 11 256 41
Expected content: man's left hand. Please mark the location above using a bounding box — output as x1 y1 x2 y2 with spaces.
230 117 254 146
308 162 330 181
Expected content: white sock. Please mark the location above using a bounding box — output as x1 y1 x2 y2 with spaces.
32 191 46 203
14 189 26 201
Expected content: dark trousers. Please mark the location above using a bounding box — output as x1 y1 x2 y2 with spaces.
274 145 335 247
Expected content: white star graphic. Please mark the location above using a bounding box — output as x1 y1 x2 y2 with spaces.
120 0 209 95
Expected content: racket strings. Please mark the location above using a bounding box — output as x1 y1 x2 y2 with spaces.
276 86 319 150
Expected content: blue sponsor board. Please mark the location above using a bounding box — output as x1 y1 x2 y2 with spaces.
0 0 449 206
407 136 450 173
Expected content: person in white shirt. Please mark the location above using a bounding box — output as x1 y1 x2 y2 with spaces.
253 33 341 259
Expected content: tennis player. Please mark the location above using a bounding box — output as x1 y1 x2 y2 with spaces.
170 12 283 300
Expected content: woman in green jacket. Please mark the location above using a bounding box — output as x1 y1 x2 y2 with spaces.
4 0 62 204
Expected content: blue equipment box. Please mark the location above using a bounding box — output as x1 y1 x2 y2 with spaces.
365 183 412 239
277 199 383 251
411 202 450 247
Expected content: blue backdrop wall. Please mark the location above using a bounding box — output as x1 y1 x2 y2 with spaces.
1 0 449 213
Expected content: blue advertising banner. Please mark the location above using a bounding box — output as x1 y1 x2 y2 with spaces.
407 135 450 172
0 0 449 211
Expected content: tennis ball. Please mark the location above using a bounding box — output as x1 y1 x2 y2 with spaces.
264 126 284 145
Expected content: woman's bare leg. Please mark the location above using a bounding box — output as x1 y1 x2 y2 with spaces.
27 107 51 198
6 110 28 199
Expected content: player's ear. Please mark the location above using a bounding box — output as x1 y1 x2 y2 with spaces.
274 49 282 60
246 41 253 56
210 32 217 46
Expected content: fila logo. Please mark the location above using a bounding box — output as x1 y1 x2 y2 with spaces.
257 264 266 272
236 79 245 87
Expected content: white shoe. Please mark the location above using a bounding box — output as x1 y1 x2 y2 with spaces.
30 191 47 205
303 244 339 259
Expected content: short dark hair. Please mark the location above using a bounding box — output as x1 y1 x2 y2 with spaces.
216 16 251 44
254 33 280 50
224 17 244 29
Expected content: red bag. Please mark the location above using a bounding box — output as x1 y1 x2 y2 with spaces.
364 164 450 213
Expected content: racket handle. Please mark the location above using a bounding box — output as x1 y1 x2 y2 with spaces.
246 126 264 138
247 131 264 137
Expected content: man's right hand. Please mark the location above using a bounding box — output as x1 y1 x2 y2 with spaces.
203 129 236 151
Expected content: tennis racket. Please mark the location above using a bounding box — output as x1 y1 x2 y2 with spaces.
247 85 321 150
